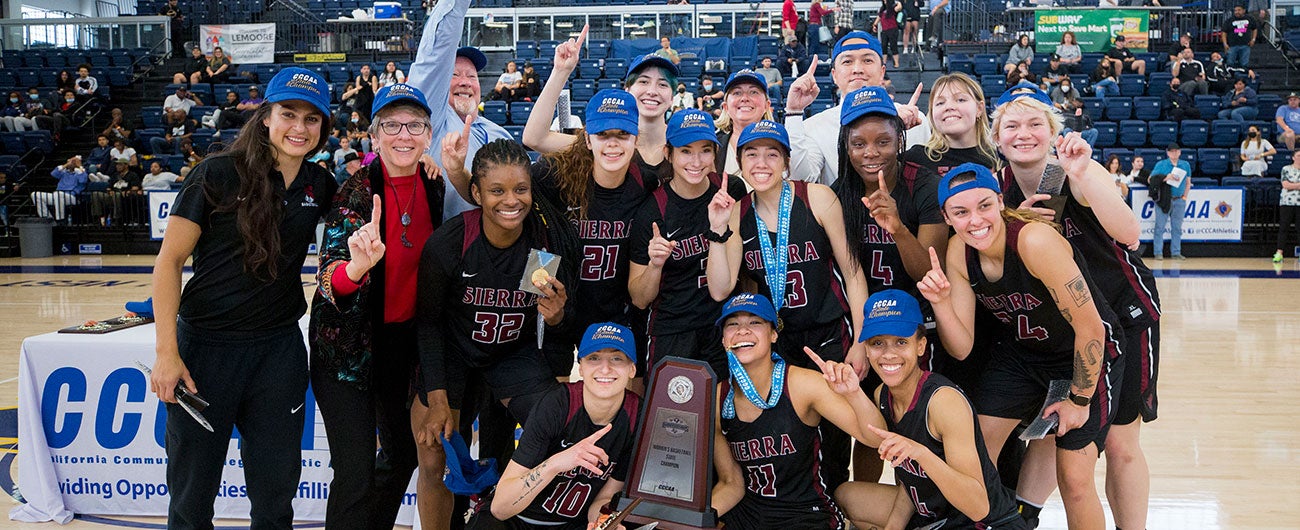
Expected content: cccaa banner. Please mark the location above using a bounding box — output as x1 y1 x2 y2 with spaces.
200 23 276 64
1130 186 1244 242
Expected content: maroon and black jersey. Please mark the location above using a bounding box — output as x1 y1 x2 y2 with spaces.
879 372 1020 529
737 181 851 333
835 163 943 295
720 366 843 529
511 383 641 526
901 144 999 179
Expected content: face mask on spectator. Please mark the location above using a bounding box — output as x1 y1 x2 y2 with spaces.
65 97 75 103
29 93 38 100
9 98 16 103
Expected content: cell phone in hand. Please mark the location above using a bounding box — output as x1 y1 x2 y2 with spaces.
1034 163 1069 220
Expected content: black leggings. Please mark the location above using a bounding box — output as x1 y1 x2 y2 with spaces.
1279 204 1300 253
881 28 900 57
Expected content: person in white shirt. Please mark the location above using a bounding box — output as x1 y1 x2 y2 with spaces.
489 61 525 102
784 31 930 186
108 137 138 171
162 85 201 127
672 82 696 111
142 160 183 190
378 61 406 87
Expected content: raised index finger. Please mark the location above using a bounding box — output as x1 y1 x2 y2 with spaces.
804 346 827 370
927 246 942 271
583 423 613 443
575 24 589 50
652 222 661 239
907 82 923 108
462 108 476 139
371 194 382 225
800 55 820 80
877 170 890 195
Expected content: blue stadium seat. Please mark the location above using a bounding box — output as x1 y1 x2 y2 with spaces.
578 59 603 79
481 100 508 126
1118 74 1145 97
22 130 53 154
1211 120 1243 147
1180 119 1210 147
141 107 165 129
1197 148 1231 176
1193 95 1220 118
679 58 702 80
1093 121 1117 147
979 76 1005 99
1119 120 1147 147
0 132 24 154
1133 96 1162 121
948 55 974 75
538 40 561 60
1148 73 1173 95
1102 148 1133 168
1221 175 1253 187
504 125 524 143
137 129 165 155
1268 149 1293 175
509 101 534 125
704 57 728 77
1258 93 1283 120
1081 97 1105 121
596 78 620 91
1135 148 1165 166
1148 121 1178 147
1104 98 1133 121
604 58 628 80
587 39 610 59
191 130 216 153
570 78 596 101
973 54 999 76
516 40 539 59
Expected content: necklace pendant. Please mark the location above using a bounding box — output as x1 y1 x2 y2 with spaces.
400 212 411 227
400 231 414 248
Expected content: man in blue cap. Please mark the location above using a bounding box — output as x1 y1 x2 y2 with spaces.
784 31 931 186
408 0 512 222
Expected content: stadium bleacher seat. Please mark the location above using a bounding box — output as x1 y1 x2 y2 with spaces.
516 41 538 59
1180 119 1210 147
1104 98 1133 121
509 101 534 125
1118 74 1145 98
0 132 25 154
587 40 610 59
1102 148 1133 168
21 130 53 154
1119 120 1147 147
1259 94 1283 120
191 129 216 152
1133 96 1162 121
1148 73 1173 95
481 101 508 126
1081 97 1104 121
1148 121 1178 147
1198 148 1231 176
505 125 524 144
1221 176 1253 187
1093 122 1117 147
605 58 628 80
679 58 702 80
1211 120 1243 147
578 59 603 79
973 54 999 76
979 76 1005 99
1194 95 1220 118
1268 149 1293 175
570 78 596 101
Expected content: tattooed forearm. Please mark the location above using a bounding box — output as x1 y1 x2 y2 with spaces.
1066 275 1091 307
1072 339 1103 393
512 460 550 506
1060 307 1072 323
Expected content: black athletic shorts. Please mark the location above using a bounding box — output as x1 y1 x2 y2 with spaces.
974 338 1124 452
1113 322 1159 425
431 350 557 410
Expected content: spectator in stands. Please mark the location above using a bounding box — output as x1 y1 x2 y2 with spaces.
1205 51 1242 95
925 0 947 50
1049 76 1079 109
33 156 87 221
489 61 524 102
1006 58 1037 87
347 110 371 153
1167 32 1193 65
1151 144 1192 260
175 46 206 85
697 76 723 117
1221 4 1258 68
200 46 232 84
0 92 34 132
179 138 202 167
808 0 836 56
55 70 75 98
343 64 379 120
874 0 901 68
159 0 185 54
215 91 240 127
779 35 810 77
56 91 79 127
835 0 855 42
1004 34 1034 75
333 136 357 168
1240 125 1276 177
673 82 696 111
1055 31 1082 73
92 158 143 226
1171 47 1209 96
783 0 800 43
1042 53 1069 88
1105 154 1125 183
1218 78 1258 122
109 137 139 170
1062 96 1099 146
339 151 362 181
163 84 202 127
152 111 196 155
143 160 183 190
755 56 784 100
378 61 406 88
1106 35 1146 75
24 87 58 132
1127 155 1149 193
101 108 133 144
1277 92 1300 150
1162 78 1201 121
74 64 98 106
1090 59 1121 101
713 70 774 175
86 134 113 176
1276 150 1300 262
654 36 682 65
0 171 16 226
901 0 923 54
520 61 541 101
216 86 263 131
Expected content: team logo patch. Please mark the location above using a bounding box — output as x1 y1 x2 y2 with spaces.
1215 201 1232 217
667 376 694 405
868 298 902 319
590 324 626 344
662 415 689 437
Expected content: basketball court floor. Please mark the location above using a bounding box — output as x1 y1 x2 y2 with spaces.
0 254 1297 528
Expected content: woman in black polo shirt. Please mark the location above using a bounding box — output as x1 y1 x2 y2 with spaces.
149 67 337 529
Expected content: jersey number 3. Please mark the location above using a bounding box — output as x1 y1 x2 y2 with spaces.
471 312 526 344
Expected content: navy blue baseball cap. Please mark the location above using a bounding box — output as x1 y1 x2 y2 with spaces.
264 67 332 117
723 69 767 94
840 86 899 126
585 89 639 135
578 322 637 363
859 289 925 341
627 53 681 80
996 82 1053 108
370 83 432 121
666 109 718 147
736 119 790 152
716 293 778 327
833 31 883 62
938 162 1002 207
456 46 488 71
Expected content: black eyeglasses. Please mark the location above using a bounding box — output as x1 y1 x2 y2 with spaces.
378 121 429 136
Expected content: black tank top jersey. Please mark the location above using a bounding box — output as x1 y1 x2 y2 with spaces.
720 366 843 529
834 164 944 295
422 210 546 369
965 218 1122 359
738 181 851 332
1000 168 1161 329
532 161 658 329
878 372 1020 529
511 383 641 525
630 174 748 336
902 144 1000 178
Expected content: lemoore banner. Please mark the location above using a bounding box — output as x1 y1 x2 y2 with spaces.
148 191 178 241
1034 9 1149 53
1130 186 1244 242
200 23 276 64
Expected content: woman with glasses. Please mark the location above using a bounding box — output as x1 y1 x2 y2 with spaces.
310 83 443 529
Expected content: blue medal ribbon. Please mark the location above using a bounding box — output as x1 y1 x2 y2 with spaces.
753 182 794 313
722 349 786 420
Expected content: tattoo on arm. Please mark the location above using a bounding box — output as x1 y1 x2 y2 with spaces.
1066 275 1090 307
1060 307 1072 323
1072 339 1103 392
512 460 549 506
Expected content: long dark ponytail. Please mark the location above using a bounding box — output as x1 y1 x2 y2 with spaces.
834 113 908 269
209 102 331 281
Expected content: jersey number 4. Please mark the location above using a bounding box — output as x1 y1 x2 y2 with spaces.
869 250 894 286
471 312 526 344
541 479 592 518
744 463 777 497
582 245 620 281
992 312 1050 342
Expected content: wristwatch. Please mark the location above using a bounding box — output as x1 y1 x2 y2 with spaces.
1068 391 1092 407
705 227 733 243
